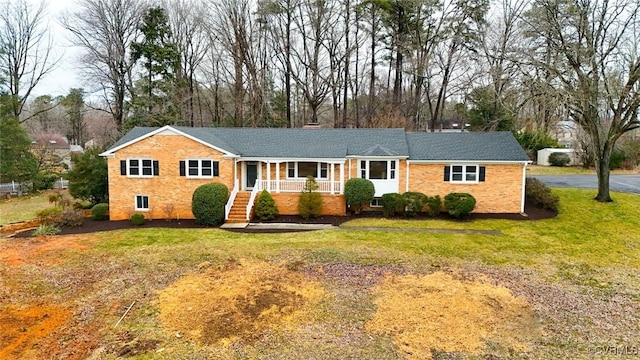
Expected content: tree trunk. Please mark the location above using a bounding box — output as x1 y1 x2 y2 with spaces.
393 51 403 106
594 142 613 202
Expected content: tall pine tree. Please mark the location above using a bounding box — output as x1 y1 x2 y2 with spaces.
129 6 181 128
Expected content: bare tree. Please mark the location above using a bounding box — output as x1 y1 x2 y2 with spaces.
290 0 335 124
166 0 210 127
523 0 640 202
61 0 145 131
0 0 57 118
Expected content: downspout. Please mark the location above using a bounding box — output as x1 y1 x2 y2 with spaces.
521 162 528 214
405 160 410 192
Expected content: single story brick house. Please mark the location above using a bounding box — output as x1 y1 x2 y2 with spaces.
100 126 532 222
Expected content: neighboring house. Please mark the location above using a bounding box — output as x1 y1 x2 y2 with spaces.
101 126 532 222
31 134 72 172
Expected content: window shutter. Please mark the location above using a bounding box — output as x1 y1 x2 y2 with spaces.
179 161 185 176
443 166 450 181
153 160 159 176
120 160 126 175
479 166 486 182
213 161 219 176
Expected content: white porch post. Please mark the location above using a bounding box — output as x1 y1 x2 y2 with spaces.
330 163 335 194
339 162 345 194
275 161 280 193
267 161 271 191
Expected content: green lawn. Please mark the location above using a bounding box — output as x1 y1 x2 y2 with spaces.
2 188 639 359
526 164 639 175
0 191 55 225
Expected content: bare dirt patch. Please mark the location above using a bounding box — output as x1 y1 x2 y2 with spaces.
0 304 71 359
157 260 325 345
366 271 541 359
0 235 91 266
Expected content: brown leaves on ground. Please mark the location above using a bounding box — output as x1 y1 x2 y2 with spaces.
365 271 541 359
157 260 325 345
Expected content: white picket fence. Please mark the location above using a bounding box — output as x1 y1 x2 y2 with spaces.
0 178 68 195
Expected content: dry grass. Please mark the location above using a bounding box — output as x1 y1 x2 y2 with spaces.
366 271 540 359
157 260 325 346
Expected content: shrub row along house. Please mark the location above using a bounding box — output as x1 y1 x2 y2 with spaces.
100 126 531 222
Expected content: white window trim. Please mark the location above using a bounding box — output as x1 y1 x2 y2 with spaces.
127 158 155 178
286 161 329 180
359 160 397 180
449 164 479 184
186 158 215 179
370 197 383 208
135 195 149 211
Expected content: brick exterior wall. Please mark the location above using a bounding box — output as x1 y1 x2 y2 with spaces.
270 193 347 216
106 132 524 220
407 163 524 213
107 133 235 220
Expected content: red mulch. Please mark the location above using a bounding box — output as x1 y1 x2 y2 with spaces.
12 204 556 238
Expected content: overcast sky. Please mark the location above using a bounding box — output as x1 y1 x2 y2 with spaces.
32 0 82 98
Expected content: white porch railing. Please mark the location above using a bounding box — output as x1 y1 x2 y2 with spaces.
256 180 343 194
246 184 262 220
225 179 239 220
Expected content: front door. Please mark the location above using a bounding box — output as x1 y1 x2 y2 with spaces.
246 162 258 189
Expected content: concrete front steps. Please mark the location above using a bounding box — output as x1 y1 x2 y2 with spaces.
226 192 252 223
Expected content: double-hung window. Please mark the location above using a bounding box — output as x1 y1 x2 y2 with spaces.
286 162 328 179
120 158 158 177
180 159 219 178
135 195 149 211
444 165 485 183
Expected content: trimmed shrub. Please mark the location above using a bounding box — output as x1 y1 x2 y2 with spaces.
91 203 109 220
255 190 279 221
298 176 322 219
381 193 405 217
525 177 559 212
192 182 229 226
37 207 62 225
344 178 375 214
58 209 85 227
425 195 442 217
549 152 571 166
403 192 428 217
130 213 145 226
444 193 476 218
34 224 60 236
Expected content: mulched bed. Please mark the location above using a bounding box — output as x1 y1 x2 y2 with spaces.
11 203 556 238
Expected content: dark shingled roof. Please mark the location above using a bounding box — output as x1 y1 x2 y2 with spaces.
406 132 530 161
106 127 530 162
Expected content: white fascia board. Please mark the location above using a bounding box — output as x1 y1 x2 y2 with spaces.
99 125 238 157
407 160 532 165
238 157 346 163
346 155 409 159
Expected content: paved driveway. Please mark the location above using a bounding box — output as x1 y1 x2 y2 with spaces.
533 175 640 194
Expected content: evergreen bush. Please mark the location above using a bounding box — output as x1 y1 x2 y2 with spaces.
344 178 375 214
403 192 428 217
381 193 405 217
425 195 442 217
298 176 322 219
91 203 109 220
192 182 229 226
255 190 279 220
525 177 559 212
444 193 476 218
130 213 145 226
549 152 571 166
